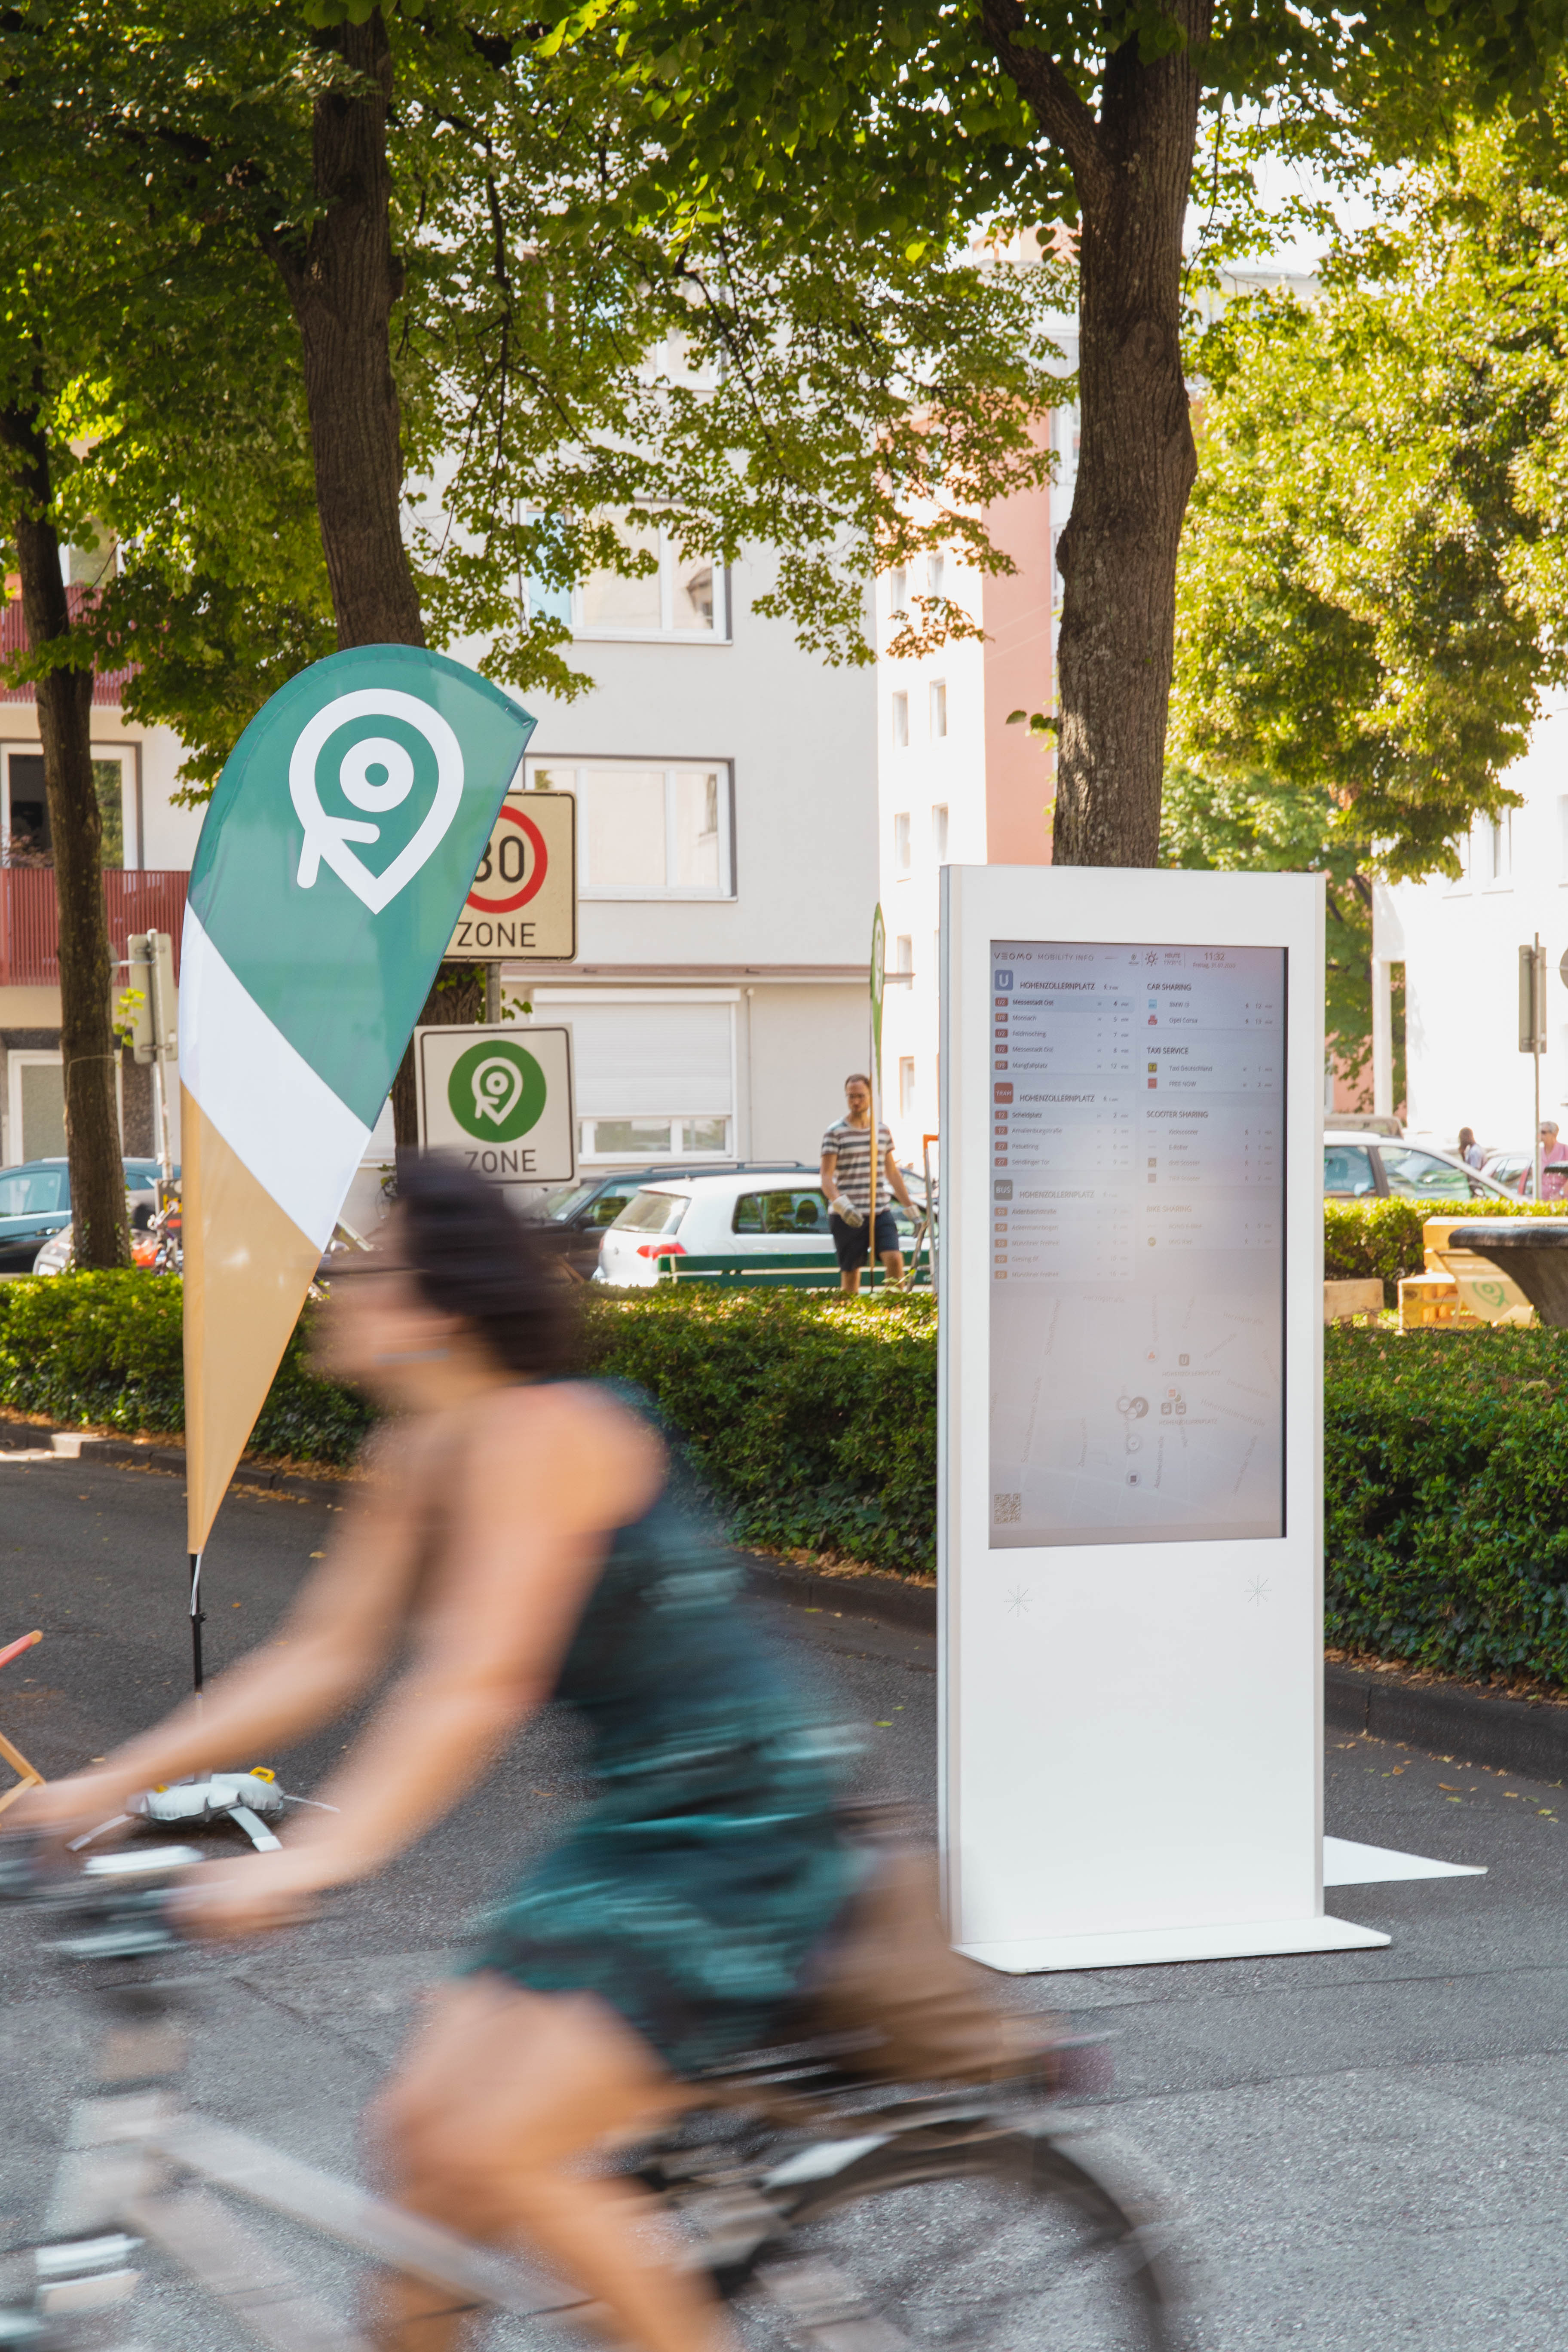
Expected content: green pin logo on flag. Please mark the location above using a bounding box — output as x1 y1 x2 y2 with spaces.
179 648 535 1611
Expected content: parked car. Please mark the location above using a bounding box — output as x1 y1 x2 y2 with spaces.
1479 1148 1567 1199
0 1158 173 1274
593 1169 929 1290
546 1161 815 1279
1323 1131 1516 1202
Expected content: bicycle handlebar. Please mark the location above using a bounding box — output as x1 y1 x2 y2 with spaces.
0 1835 203 1958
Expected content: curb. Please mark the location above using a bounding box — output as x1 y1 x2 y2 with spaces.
1326 1663 1568 1783
746 1553 937 1638
0 1418 345 1510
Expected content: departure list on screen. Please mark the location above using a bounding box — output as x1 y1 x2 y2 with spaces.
988 940 1286 1549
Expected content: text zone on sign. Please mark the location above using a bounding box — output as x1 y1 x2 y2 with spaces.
989 940 1285 1549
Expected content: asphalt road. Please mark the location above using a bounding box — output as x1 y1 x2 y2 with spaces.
1 1453 1565 2348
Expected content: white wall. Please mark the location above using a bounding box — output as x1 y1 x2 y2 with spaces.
457 544 879 970
1375 690 1568 1152
876 559 988 1165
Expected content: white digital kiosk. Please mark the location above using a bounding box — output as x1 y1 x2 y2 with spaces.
938 866 1387 1972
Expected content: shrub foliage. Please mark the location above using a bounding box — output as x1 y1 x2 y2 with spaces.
1323 1193 1556 1300
0 1274 940 1575
1326 1324 1568 1683
20 1261 1568 1669
0 1272 374 1464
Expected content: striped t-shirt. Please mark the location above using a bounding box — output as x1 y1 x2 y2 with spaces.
821 1118 894 1213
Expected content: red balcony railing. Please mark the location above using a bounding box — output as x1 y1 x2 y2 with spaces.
0 868 188 988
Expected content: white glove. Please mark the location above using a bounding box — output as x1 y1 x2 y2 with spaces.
830 1195 864 1227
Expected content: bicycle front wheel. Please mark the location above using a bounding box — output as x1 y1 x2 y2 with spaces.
738 2123 1176 2352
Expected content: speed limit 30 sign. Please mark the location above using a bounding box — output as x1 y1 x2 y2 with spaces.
446 789 576 961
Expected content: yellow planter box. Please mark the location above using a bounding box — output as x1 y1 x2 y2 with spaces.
1398 1273 1484 1332
1420 1219 1537 1328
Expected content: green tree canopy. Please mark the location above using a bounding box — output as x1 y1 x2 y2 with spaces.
1167 99 1568 1068
579 0 1568 867
3 0 1072 783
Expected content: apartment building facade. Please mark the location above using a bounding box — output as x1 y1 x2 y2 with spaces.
1 546 879 1187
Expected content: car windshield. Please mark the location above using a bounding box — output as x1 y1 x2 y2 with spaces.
1380 1146 1471 1200
0 1168 67 1216
612 1191 688 1235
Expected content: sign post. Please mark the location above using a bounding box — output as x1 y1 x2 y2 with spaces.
1522 936 1547 1197
870 905 885 1280
416 1023 576 1188
938 865 1386 1972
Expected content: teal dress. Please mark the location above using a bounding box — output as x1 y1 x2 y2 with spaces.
467 1414 860 2075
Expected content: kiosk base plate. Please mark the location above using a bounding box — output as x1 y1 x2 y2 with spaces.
958 1913 1391 1974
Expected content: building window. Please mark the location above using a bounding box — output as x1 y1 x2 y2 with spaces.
894 812 912 873
899 1057 916 1115
566 517 727 640
539 998 735 1162
1477 810 1513 887
895 933 913 974
580 1116 731 1159
931 804 949 860
927 553 946 599
889 567 908 616
930 682 947 740
528 760 732 898
891 692 910 749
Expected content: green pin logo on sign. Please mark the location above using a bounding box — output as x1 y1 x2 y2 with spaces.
447 1037 548 1142
417 1023 576 1183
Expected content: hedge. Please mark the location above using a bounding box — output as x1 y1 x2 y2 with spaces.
0 1271 374 1464
19 1260 1568 1670
0 1274 940 1577
1325 1324 1568 1683
1323 1193 1561 1302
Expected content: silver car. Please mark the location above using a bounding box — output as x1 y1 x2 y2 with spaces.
1323 1131 1516 1203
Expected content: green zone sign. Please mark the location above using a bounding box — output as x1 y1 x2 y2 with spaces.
415 1023 576 1184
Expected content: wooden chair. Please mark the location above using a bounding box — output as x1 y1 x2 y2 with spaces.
0 1630 45 1813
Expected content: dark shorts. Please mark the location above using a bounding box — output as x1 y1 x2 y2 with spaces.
830 1208 902 1270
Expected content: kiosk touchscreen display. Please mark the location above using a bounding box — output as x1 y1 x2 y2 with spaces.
988 939 1286 1548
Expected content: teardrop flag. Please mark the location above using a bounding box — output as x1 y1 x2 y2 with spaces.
179 647 535 1667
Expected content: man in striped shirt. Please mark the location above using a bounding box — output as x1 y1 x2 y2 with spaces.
820 1073 917 1293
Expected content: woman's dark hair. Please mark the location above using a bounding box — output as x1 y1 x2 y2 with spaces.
392 1152 580 1377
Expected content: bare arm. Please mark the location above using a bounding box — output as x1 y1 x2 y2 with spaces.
182 1382 664 1935
820 1148 838 1197
15 1440 428 1833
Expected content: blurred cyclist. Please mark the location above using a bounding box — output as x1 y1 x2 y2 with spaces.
12 1155 869 2352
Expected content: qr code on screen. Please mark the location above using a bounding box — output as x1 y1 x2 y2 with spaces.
993 1493 1021 1525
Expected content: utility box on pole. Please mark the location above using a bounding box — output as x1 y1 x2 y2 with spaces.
127 933 177 1066
127 931 177 1188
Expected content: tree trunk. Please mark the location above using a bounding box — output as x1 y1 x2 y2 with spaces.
390 966 486 1145
262 6 487 1152
0 403 130 1269
270 8 424 651
985 0 1210 867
